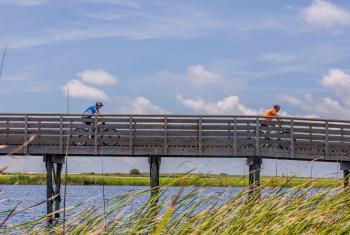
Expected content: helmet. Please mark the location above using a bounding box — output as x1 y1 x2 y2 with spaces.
273 104 281 109
96 102 104 107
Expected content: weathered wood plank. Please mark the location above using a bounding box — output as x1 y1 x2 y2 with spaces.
199 116 202 155
24 114 28 154
234 117 237 156
291 120 295 158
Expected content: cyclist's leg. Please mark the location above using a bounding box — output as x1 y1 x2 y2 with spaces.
84 117 94 138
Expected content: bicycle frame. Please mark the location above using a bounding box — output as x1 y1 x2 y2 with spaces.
71 122 120 146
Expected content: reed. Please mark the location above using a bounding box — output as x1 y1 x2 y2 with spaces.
1 182 349 234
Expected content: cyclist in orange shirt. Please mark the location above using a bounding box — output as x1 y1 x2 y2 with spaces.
261 104 281 128
261 105 281 142
264 104 280 121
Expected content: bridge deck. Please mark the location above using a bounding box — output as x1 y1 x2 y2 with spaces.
0 113 350 162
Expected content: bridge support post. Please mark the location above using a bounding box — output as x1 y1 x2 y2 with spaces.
149 156 161 198
340 162 350 188
44 155 65 226
247 157 262 197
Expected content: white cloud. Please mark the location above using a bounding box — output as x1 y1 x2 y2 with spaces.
6 2 226 49
176 95 258 115
321 68 350 105
301 0 350 28
279 94 302 106
61 79 109 100
3 1 302 50
281 69 350 119
78 69 118 86
118 96 168 114
156 65 221 87
186 65 220 87
0 0 46 6
282 94 350 118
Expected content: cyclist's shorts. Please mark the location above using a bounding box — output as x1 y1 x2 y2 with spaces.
83 116 93 125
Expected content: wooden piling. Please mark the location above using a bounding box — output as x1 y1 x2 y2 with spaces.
149 156 161 197
44 155 65 226
340 162 350 188
247 157 262 197
54 163 62 219
45 156 53 225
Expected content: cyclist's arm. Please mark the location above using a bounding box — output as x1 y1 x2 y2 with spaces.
274 115 284 127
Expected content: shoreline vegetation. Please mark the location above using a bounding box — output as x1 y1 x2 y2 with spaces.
0 172 344 187
3 184 350 234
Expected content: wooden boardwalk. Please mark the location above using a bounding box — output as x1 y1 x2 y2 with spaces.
0 113 350 162
0 113 349 223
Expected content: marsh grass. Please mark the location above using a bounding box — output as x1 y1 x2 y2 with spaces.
0 177 349 234
0 173 343 188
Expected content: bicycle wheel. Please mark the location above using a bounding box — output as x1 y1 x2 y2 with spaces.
101 128 120 146
246 130 267 148
71 128 88 146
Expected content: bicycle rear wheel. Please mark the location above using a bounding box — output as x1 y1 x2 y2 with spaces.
71 128 89 146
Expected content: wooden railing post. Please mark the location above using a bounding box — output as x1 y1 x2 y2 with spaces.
309 124 312 144
129 116 133 155
6 119 9 145
233 117 237 156
198 116 202 155
255 117 260 156
94 114 98 155
59 115 63 154
290 119 294 158
24 114 28 154
325 121 329 160
164 116 168 155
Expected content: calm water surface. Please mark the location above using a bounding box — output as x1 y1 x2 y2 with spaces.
0 185 244 225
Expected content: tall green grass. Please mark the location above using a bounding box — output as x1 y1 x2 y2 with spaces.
1 182 349 234
0 173 343 187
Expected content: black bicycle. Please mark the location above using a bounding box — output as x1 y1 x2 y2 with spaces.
246 124 295 149
71 122 120 146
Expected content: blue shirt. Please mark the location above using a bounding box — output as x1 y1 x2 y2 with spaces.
83 105 97 115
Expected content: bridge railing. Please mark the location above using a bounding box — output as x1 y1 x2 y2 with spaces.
0 113 350 160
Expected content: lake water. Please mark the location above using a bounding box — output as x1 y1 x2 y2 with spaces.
0 185 244 226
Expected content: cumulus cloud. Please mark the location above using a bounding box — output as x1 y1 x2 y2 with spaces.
282 94 350 118
176 95 258 115
156 65 221 87
186 65 220 87
61 79 109 100
78 69 118 86
301 0 350 28
321 68 350 105
118 96 168 114
280 94 302 106
281 69 350 119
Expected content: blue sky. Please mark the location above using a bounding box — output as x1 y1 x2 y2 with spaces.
1 0 350 177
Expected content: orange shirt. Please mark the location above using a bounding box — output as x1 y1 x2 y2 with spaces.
264 108 278 120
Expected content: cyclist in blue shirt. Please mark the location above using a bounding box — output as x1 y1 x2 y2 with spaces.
83 102 103 125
